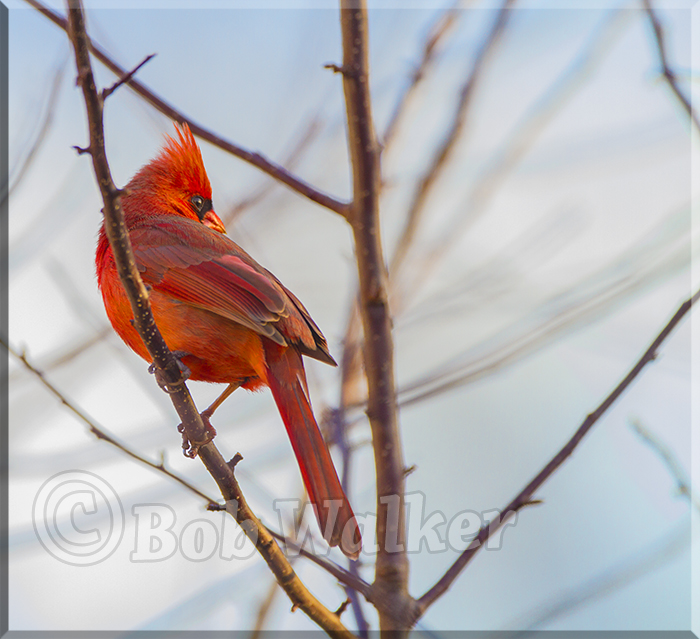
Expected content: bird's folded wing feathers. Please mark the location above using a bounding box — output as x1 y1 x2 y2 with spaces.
129 221 292 346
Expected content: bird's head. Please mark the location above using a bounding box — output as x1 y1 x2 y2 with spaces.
129 122 226 234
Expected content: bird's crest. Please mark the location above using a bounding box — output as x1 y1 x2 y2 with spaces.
131 122 212 202
159 123 212 198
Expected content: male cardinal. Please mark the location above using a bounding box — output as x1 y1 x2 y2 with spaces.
96 123 361 559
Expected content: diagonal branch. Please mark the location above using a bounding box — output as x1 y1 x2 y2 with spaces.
65 1 355 634
3 337 220 508
416 288 699 616
27 0 350 219
266 527 373 601
629 419 700 513
643 0 700 134
382 1 464 151
409 8 632 298
7 55 67 199
389 0 515 279
222 115 323 225
101 52 155 100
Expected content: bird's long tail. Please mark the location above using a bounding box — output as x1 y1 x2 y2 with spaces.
263 342 361 559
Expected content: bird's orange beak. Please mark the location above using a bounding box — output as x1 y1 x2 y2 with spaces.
203 209 226 234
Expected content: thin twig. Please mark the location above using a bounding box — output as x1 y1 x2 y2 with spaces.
65 2 355 634
338 0 417 631
101 52 155 100
416 288 700 616
7 55 67 198
3 337 220 508
382 1 464 151
643 0 700 134
222 116 323 225
8 327 110 383
26 0 350 219
250 575 286 638
398 208 688 408
389 0 515 279
629 418 700 513
330 406 371 636
507 521 691 634
266 527 373 601
410 8 632 298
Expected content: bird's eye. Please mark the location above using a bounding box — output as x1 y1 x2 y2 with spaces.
189 195 214 222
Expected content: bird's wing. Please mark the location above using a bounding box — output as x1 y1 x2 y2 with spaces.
129 218 296 347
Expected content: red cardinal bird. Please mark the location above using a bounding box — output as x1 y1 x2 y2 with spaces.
96 123 361 559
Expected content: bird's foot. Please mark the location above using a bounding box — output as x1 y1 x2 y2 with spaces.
177 413 217 459
149 351 191 394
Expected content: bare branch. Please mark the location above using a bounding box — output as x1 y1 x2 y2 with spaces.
332 0 516 439
508 522 690 633
26 0 350 219
101 52 155 100
64 2 356 634
629 419 700 513
382 1 464 150
9 327 107 381
643 0 700 134
338 0 418 630
398 205 689 407
409 8 633 297
266 527 373 601
416 288 700 616
327 406 371 634
251 576 285 638
3 338 221 508
7 56 67 198
389 0 515 279
222 116 323 225
5 336 373 602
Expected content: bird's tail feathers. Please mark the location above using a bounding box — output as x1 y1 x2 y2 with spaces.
263 342 361 560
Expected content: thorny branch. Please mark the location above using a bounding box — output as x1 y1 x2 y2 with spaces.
26 0 351 219
64 1 356 634
416 289 700 616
